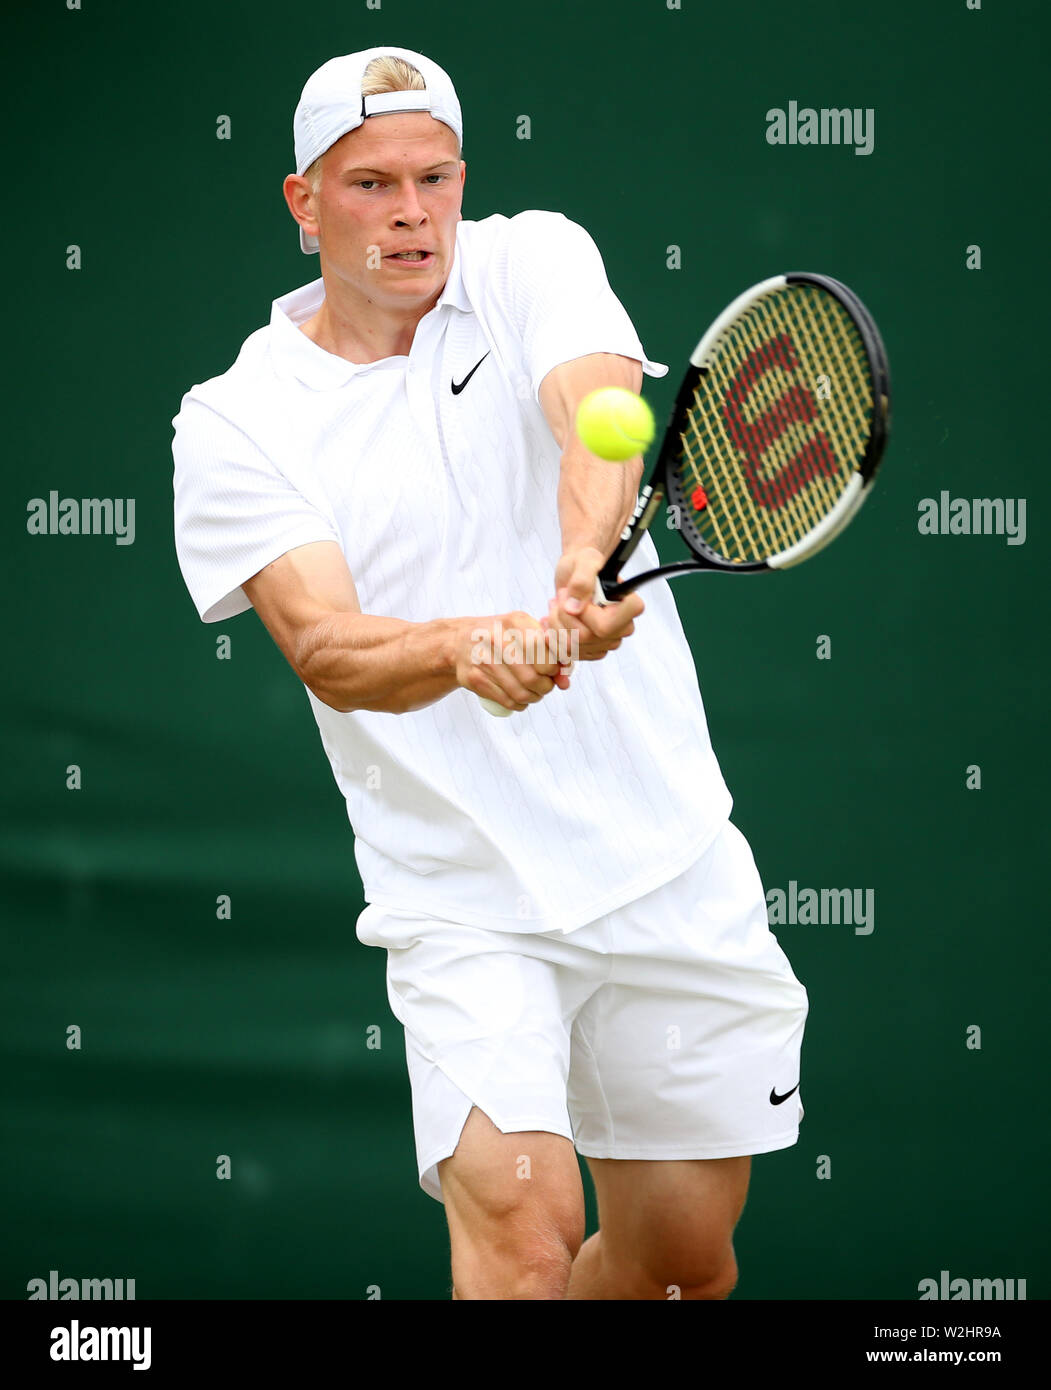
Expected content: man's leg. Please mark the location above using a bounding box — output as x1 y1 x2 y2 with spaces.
566 1154 751 1300
439 1106 586 1300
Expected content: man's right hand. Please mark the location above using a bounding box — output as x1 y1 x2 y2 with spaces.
453 611 566 715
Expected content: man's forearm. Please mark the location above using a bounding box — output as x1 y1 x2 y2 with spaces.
296 611 467 715
558 436 644 559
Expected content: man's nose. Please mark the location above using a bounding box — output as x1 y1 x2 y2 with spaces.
393 181 426 225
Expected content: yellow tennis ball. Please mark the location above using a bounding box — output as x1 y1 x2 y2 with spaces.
576 388 655 462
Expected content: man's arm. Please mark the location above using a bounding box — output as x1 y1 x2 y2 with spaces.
538 351 647 645
241 540 561 715
539 351 645 556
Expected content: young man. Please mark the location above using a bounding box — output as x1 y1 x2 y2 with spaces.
171 45 809 1301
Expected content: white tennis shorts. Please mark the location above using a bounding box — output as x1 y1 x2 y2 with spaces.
355 819 808 1204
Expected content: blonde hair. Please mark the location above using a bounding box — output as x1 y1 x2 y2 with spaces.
305 55 461 195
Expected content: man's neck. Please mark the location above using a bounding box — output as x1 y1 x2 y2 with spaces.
299 283 442 364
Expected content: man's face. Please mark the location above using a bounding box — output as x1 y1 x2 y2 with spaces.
303 114 465 310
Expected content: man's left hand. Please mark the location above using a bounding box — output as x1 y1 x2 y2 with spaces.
548 546 645 666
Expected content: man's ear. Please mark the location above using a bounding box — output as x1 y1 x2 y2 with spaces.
282 172 319 239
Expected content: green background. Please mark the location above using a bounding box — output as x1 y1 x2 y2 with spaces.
1 0 1045 1300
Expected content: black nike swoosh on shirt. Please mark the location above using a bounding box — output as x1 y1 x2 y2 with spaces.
769 1083 800 1105
451 352 490 394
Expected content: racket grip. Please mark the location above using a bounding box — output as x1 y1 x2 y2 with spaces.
479 697 514 718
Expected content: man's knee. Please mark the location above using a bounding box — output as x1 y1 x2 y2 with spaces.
440 1110 585 1298
671 1247 739 1300
612 1244 740 1301
583 1152 750 1300
449 1199 584 1299
452 1219 579 1299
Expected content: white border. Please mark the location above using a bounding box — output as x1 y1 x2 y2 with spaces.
767 473 865 569
690 275 788 368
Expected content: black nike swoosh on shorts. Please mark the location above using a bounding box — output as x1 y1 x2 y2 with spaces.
769 1083 800 1105
451 352 490 394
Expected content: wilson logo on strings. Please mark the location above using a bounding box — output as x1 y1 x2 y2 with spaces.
721 335 837 510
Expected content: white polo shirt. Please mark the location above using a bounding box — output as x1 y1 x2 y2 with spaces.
172 210 732 934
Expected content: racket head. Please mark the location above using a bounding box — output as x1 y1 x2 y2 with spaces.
601 273 890 592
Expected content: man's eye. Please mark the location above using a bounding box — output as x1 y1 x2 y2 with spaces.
424 174 446 184
358 180 378 190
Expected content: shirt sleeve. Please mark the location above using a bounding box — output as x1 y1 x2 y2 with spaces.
503 211 670 401
172 396 341 624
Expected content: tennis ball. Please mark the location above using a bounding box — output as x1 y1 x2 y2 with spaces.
576 388 655 462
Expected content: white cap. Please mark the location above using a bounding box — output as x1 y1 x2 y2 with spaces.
292 46 463 254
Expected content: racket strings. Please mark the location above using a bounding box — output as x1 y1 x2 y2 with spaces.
751 297 843 524
676 285 874 564
717 291 847 542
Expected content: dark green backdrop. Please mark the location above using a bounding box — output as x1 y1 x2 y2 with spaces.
1 0 1046 1301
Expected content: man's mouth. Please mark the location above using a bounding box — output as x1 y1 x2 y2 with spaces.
386 250 434 263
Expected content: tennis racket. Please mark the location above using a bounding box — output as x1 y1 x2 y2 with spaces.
480 271 890 716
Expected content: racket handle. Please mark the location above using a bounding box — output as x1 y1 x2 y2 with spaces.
478 579 609 717
480 697 514 718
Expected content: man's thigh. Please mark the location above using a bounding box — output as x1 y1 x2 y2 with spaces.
439 1106 587 1267
585 1153 752 1295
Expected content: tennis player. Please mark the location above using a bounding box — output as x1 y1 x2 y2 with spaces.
171 46 809 1301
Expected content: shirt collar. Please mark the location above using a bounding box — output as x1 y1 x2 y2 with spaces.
270 228 471 390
